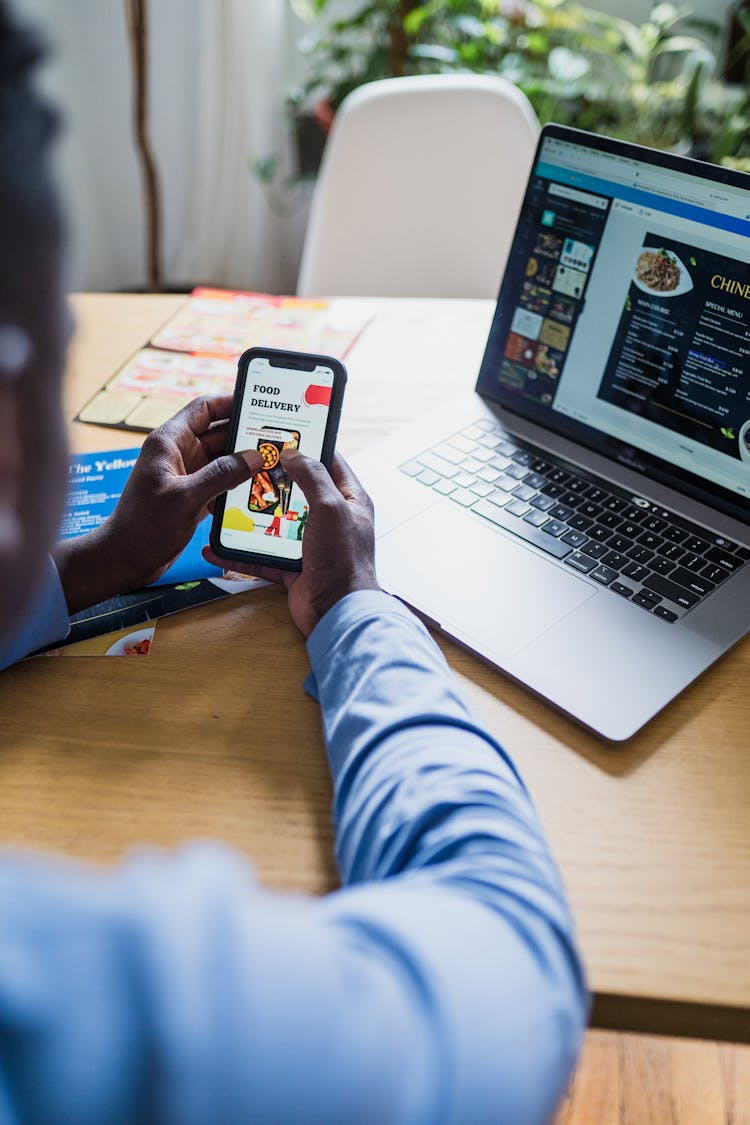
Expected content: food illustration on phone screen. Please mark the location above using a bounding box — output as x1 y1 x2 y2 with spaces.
212 349 344 568
248 428 300 515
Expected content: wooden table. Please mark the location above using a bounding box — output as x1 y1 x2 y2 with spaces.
2 293 749 1043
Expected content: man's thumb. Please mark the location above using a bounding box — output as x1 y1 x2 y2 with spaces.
188 450 262 507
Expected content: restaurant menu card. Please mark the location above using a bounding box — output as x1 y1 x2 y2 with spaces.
36 448 265 654
76 287 373 433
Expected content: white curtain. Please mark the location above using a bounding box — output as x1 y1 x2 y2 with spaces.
16 0 298 293
170 0 291 291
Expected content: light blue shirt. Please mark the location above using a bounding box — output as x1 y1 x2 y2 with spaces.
0 586 587 1124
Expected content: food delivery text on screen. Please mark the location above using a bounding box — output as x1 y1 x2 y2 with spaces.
219 357 334 561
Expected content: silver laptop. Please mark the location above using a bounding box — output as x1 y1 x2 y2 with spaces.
354 124 750 741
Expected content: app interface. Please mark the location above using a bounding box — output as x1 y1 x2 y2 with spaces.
480 135 750 501
219 356 335 560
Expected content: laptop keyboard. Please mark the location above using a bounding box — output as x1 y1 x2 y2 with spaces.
400 418 749 624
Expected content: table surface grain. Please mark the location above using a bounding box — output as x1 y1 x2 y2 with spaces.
1 293 748 1041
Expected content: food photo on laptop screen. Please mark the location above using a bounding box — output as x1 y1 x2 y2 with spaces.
477 126 750 518
354 124 750 741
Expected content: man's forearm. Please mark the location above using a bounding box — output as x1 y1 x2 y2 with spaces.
53 521 145 615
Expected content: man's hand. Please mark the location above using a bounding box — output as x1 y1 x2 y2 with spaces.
55 396 262 614
203 450 380 638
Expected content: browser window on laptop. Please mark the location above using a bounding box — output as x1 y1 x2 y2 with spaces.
477 129 750 522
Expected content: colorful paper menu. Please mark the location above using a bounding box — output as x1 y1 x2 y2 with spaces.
76 288 373 433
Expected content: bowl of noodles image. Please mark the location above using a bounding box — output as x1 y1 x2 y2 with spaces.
632 247 693 298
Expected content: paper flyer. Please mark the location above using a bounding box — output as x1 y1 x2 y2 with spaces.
76 287 373 433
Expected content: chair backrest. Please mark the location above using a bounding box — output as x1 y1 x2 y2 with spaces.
296 74 539 299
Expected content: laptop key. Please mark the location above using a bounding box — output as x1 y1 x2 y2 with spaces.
491 454 512 472
598 512 622 529
524 509 549 528
638 531 663 550
461 456 483 473
642 516 666 533
434 443 465 465
662 524 688 544
620 504 647 522
568 514 593 531
701 564 729 585
473 499 573 558
588 525 612 543
433 478 456 496
581 541 609 560
529 493 555 511
590 564 618 585
477 465 501 483
651 557 677 576
684 536 710 554
602 551 628 570
454 470 478 488
565 552 598 574
525 472 547 490
584 486 607 503
607 534 632 553
506 464 529 480
618 522 640 539
450 488 479 507
643 574 699 609
505 499 531 517
512 484 536 502
622 561 649 582
473 447 496 463
417 469 440 486
611 581 634 598
549 503 573 521
563 478 588 494
418 451 459 478
562 529 587 548
401 460 424 477
470 481 494 497
705 546 742 572
542 519 567 537
633 590 662 609
447 434 476 454
669 567 715 597
653 605 679 622
578 501 603 519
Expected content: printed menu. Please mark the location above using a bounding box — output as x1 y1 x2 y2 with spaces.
76 288 373 433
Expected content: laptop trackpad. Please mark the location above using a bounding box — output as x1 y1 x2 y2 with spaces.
377 504 597 660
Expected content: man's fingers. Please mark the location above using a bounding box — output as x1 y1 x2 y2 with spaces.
328 453 372 505
160 395 235 442
279 449 341 507
186 449 262 508
199 423 231 459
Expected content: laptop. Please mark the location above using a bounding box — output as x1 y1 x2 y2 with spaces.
353 124 750 741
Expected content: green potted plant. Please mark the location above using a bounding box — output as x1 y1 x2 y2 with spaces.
288 0 744 163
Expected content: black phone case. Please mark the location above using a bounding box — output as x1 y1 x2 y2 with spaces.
209 346 347 572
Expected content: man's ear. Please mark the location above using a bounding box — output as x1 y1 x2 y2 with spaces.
0 325 33 560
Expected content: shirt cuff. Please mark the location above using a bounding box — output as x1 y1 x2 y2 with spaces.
303 590 427 700
0 556 71 669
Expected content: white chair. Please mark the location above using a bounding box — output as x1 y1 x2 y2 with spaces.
296 74 539 299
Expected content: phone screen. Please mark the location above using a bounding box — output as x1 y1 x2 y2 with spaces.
216 354 336 563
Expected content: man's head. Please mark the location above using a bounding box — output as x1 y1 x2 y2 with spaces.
0 0 69 645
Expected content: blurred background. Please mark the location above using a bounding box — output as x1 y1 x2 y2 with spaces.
18 0 748 294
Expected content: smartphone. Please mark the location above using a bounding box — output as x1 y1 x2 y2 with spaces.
210 347 347 571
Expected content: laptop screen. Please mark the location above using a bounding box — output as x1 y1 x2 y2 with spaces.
476 124 750 525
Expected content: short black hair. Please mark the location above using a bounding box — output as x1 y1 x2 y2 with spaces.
0 0 64 289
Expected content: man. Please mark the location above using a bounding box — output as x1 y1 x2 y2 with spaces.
0 4 587 1122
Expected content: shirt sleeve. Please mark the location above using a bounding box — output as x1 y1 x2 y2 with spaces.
0 591 587 1125
0 556 71 670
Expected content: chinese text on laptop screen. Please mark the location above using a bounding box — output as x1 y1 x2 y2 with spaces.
477 128 750 517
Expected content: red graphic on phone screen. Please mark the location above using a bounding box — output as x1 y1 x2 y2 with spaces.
304 384 332 407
